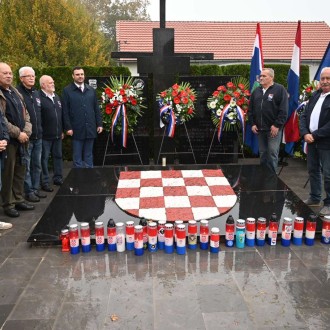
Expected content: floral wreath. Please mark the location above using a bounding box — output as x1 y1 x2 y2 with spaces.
101 76 146 147
157 82 197 138
207 77 250 142
296 80 320 116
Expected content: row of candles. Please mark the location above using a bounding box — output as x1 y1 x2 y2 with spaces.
60 213 330 255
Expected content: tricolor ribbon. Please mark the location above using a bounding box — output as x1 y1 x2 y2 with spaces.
111 103 128 148
159 103 176 138
217 104 245 143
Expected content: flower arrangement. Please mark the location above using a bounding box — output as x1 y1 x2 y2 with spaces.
297 80 319 116
207 77 250 142
157 82 197 137
101 76 146 147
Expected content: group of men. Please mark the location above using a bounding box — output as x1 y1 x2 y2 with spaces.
0 62 102 230
249 66 330 216
1 62 330 229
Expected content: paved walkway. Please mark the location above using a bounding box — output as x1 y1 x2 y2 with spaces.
1 158 330 330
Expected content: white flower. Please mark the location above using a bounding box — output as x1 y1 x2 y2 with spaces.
216 109 222 117
209 101 217 109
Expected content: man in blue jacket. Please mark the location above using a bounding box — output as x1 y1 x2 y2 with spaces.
248 68 288 173
62 67 103 168
300 67 330 216
17 66 46 202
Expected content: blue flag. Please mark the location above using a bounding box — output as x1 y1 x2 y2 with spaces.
314 42 330 81
245 23 263 155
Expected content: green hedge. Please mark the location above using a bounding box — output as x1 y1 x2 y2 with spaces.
15 66 130 96
191 63 310 89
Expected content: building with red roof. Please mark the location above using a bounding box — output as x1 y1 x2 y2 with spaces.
115 21 330 79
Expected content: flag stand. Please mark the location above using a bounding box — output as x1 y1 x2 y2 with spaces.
156 122 196 165
205 126 245 164
102 131 143 166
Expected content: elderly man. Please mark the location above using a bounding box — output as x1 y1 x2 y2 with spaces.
17 66 46 202
62 66 103 168
40 75 63 191
248 68 288 173
0 62 34 218
300 67 330 216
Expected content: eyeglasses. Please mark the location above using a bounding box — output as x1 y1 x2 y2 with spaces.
21 75 35 78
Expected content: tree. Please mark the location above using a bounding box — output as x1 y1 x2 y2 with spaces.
79 0 150 50
0 0 110 70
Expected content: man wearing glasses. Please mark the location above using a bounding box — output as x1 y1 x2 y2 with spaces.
0 62 34 218
17 67 46 202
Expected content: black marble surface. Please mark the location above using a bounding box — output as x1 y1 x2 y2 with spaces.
28 164 321 244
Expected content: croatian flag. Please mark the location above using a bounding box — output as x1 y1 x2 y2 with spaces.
284 21 301 155
314 41 330 81
245 23 264 155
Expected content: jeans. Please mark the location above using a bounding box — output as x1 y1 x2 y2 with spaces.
257 129 282 173
72 138 95 168
24 139 42 194
307 143 330 205
41 139 63 186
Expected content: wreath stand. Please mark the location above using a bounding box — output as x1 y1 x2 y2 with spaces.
102 131 143 166
156 122 196 165
205 126 245 164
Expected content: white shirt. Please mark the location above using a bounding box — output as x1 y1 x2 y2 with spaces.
75 83 84 92
310 92 330 132
42 90 55 103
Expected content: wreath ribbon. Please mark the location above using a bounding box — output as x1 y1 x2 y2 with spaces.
111 103 128 148
217 104 245 143
159 103 176 138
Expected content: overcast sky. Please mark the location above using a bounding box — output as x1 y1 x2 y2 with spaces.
147 0 330 25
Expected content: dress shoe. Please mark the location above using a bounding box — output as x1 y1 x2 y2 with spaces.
15 202 35 211
35 190 47 198
53 179 63 186
25 192 40 203
4 208 20 218
42 185 54 192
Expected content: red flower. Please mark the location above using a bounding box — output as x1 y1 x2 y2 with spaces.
122 96 128 103
172 90 178 97
187 108 194 115
212 91 219 97
190 94 196 101
173 97 181 104
226 82 235 89
224 94 232 102
105 104 113 114
113 100 119 107
244 90 251 96
238 83 245 90
182 97 189 104
172 83 179 90
160 91 167 98
306 87 312 93
119 89 126 96
233 91 241 99
131 99 137 106
217 85 227 92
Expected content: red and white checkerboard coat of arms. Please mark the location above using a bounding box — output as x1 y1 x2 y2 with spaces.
115 169 237 222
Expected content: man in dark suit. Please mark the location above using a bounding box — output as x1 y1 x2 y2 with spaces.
0 62 34 218
62 67 103 168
